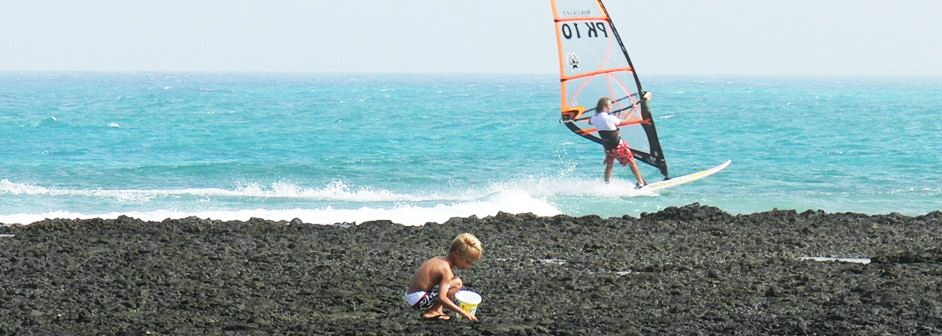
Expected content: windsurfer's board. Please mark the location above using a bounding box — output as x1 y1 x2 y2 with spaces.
640 160 731 192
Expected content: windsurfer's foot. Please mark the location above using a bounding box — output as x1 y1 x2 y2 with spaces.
635 182 646 189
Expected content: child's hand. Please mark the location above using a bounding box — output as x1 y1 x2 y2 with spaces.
463 312 478 322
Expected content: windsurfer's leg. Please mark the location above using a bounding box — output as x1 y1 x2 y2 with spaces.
603 149 615 183
629 161 646 187
604 162 614 183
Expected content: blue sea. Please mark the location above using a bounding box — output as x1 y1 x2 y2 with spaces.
1 73 940 225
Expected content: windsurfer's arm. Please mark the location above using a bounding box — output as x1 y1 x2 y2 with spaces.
617 117 646 127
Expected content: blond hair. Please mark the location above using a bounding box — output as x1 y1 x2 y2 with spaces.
596 97 614 113
449 233 483 262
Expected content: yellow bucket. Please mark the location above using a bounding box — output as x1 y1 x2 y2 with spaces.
454 290 482 317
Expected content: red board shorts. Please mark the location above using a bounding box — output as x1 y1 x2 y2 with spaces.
604 140 635 166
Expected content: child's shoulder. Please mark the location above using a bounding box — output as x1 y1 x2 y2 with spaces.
423 255 447 265
420 256 451 270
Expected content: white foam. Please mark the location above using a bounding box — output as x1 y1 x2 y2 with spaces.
0 176 654 203
0 179 464 202
483 176 655 198
0 189 561 226
0 175 658 225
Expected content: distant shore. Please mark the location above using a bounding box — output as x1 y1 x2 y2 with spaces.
1 204 940 335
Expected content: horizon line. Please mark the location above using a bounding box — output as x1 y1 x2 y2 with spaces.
2 70 942 80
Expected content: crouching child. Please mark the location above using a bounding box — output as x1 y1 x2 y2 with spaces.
404 233 483 321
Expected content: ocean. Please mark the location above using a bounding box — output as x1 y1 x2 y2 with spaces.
1 73 940 225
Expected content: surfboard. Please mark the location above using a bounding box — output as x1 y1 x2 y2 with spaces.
639 160 731 192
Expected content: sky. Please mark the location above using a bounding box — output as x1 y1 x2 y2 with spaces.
2 0 940 76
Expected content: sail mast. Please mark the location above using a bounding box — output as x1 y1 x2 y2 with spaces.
595 0 669 178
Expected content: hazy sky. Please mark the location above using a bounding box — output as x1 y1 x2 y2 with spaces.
2 0 939 76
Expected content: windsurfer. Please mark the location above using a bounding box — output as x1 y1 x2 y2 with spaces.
589 96 647 188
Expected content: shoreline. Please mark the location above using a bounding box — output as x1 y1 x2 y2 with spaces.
1 204 940 335
2 204 940 228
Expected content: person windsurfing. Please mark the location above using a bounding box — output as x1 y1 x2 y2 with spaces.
589 96 648 188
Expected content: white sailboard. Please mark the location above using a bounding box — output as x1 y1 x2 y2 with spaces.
639 160 731 192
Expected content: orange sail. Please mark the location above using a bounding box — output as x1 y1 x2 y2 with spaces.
551 0 669 177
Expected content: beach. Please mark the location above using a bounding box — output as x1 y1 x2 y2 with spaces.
1 204 940 335
3 1 941 334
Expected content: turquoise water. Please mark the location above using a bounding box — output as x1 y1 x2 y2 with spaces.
1 73 940 225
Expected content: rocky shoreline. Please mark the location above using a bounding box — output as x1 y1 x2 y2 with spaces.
1 204 940 335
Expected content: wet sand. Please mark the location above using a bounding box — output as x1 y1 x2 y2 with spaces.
1 204 940 335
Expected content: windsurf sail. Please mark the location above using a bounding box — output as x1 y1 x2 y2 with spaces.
551 0 669 178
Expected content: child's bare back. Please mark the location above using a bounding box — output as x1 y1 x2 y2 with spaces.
407 256 452 294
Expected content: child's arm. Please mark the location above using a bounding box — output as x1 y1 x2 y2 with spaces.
437 268 478 321
437 284 477 321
